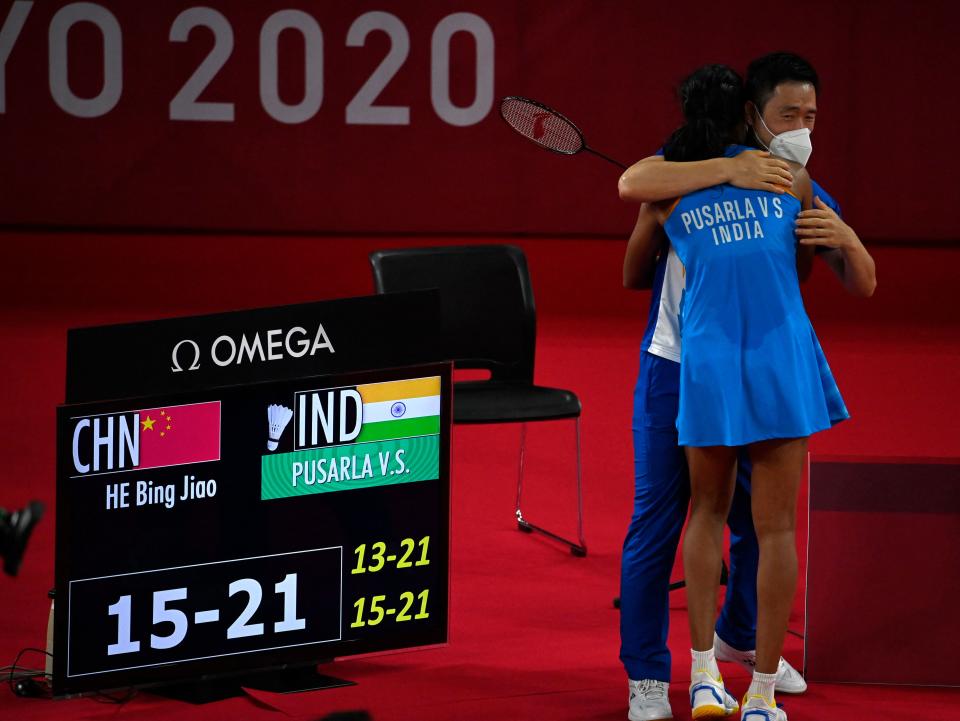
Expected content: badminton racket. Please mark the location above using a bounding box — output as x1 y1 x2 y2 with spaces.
499 96 628 170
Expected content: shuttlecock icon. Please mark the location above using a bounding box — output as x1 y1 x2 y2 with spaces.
266 404 293 451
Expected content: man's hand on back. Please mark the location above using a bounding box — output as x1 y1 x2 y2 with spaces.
795 196 859 250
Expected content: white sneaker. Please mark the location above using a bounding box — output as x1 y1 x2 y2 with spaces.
713 633 808 694
740 693 787 721
689 667 738 719
771 657 807 694
627 679 672 721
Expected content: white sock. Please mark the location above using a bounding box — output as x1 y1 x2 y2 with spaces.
691 648 720 678
747 670 777 701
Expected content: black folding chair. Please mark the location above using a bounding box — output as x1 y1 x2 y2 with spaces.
369 245 586 556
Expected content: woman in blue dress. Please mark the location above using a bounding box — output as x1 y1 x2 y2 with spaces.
651 65 847 721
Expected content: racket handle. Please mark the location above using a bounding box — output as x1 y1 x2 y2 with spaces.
584 146 628 170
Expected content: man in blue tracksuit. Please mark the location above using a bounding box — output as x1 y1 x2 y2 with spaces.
616 53 877 721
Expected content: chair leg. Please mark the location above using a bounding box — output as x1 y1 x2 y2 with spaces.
514 417 587 557
515 422 527 525
573 415 586 555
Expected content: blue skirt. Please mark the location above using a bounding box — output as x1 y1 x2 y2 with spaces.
677 321 848 447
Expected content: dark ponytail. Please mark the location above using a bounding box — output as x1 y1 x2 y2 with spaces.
663 64 744 162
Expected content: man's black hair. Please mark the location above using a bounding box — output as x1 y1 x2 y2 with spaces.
745 52 819 111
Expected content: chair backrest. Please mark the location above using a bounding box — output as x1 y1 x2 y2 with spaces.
369 245 536 384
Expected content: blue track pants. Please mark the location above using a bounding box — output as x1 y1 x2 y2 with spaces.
619 351 759 681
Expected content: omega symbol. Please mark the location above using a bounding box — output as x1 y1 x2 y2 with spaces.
171 339 201 373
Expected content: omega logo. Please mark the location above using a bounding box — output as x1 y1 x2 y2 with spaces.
171 339 202 372
169 325 334 374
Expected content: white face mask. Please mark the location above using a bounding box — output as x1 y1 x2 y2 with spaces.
755 111 813 167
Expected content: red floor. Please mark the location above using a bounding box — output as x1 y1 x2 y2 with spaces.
1 237 958 720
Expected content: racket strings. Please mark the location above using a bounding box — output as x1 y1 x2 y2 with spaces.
499 99 583 154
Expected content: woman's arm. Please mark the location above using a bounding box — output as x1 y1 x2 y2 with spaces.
793 169 816 281
796 198 877 297
617 151 794 203
623 204 666 290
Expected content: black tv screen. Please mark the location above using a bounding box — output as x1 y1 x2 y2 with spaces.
53 363 451 697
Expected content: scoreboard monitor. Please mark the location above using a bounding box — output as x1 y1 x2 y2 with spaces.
52 363 451 697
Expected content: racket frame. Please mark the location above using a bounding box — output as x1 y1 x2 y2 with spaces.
499 95 627 170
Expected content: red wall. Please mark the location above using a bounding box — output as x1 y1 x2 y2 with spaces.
2 0 957 241
3 233 956 328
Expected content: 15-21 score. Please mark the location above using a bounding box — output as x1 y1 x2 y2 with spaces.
65 548 342 678
107 573 306 656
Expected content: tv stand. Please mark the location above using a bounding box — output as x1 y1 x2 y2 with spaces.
152 666 355 704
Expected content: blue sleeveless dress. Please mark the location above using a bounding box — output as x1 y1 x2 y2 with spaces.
664 145 848 447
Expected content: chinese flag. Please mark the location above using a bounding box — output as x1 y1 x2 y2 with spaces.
138 401 220 470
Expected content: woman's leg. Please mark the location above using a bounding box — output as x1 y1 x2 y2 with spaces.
715 466 759 652
683 445 737 651
747 437 807 675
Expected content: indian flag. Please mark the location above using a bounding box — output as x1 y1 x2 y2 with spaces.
355 377 441 443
